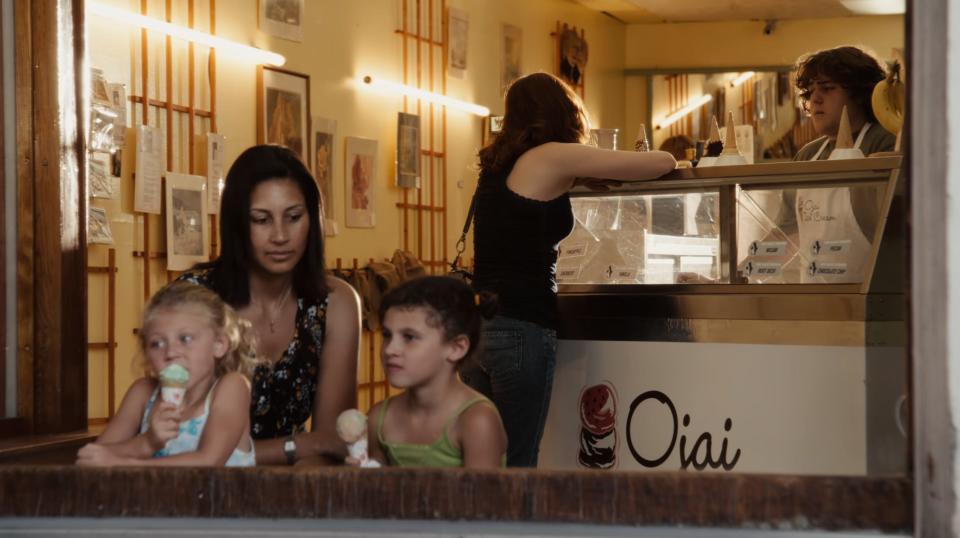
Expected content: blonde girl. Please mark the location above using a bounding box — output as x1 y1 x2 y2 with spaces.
365 276 507 469
77 281 260 466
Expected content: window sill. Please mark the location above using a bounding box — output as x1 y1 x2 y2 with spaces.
0 466 911 532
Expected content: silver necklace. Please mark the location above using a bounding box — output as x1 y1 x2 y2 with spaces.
257 285 292 334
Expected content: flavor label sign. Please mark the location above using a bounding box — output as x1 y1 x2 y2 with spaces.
744 261 782 277
811 239 851 256
556 266 583 283
541 340 869 475
559 242 587 258
748 240 787 257
808 261 848 277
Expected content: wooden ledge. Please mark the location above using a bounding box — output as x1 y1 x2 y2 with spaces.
0 466 911 531
0 429 101 464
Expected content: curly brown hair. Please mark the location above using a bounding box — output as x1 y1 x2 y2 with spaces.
479 72 589 175
794 46 887 123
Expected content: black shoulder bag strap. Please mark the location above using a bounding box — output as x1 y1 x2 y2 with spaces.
449 188 478 277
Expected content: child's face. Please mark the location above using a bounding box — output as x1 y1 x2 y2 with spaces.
380 306 467 389
143 306 228 389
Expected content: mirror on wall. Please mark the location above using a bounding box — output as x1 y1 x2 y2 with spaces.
647 68 812 163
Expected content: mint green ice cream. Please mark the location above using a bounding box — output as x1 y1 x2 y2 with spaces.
159 364 189 386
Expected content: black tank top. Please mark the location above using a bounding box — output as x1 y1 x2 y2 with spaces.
473 168 575 329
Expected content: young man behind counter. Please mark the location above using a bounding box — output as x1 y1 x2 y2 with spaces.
761 46 897 283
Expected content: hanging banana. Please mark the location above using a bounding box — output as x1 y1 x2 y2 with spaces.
872 61 905 134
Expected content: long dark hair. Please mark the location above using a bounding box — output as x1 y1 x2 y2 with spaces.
379 276 497 361
795 46 886 123
478 72 589 175
195 144 328 307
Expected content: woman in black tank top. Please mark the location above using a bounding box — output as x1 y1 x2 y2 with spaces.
459 73 676 467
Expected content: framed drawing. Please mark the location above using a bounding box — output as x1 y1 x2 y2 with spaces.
447 7 469 79
259 0 303 42
501 23 522 92
312 116 338 235
396 112 421 189
88 207 114 245
554 22 588 97
345 136 377 229
165 173 209 271
258 66 310 162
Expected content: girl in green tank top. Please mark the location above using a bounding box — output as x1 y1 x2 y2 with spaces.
364 277 507 469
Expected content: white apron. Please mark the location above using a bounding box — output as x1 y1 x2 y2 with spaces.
796 123 873 283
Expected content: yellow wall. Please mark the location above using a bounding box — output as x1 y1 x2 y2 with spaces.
624 15 904 156
85 0 626 418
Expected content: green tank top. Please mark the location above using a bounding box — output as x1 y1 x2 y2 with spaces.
376 395 506 467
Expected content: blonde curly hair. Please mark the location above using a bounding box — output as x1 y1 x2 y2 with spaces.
138 281 261 379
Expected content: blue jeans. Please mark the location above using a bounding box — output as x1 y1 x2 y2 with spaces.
459 316 558 467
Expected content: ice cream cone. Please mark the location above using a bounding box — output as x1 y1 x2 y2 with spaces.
828 105 865 160
715 111 747 165
336 408 367 444
336 408 380 467
720 111 740 156
634 124 650 152
158 364 189 407
835 106 853 149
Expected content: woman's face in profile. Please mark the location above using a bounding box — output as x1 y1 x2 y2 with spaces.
248 178 311 276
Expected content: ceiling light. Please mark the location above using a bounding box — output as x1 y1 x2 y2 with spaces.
359 75 490 117
656 94 712 130
730 72 755 88
87 2 286 66
838 0 905 15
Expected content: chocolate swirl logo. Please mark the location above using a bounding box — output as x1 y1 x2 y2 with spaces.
577 382 618 469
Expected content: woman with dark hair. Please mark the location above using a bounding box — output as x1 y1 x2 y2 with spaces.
180 144 361 465
459 72 676 467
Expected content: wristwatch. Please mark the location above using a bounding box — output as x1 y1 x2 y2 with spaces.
283 432 297 465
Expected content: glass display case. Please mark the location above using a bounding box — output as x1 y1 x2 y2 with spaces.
541 157 906 477
558 157 899 289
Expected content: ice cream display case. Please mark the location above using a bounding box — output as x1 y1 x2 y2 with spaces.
540 156 907 476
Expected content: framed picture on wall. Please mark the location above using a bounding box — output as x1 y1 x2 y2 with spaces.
259 0 304 42
345 136 377 229
258 66 310 162
312 116 338 235
396 112 421 189
165 173 209 271
447 7 469 79
501 23 522 92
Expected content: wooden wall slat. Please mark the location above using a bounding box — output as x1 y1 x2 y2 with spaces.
30 0 87 434
14 0 34 429
0 0 6 414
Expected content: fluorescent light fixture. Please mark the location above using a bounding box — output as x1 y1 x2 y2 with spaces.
360 75 490 117
87 2 286 66
656 94 712 130
730 71 755 88
838 0 904 15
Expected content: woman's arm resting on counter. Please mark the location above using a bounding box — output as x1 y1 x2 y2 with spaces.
508 142 677 201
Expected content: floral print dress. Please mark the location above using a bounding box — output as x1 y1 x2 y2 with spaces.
179 270 328 439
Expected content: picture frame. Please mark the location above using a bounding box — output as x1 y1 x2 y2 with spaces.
396 112 421 189
258 66 310 162
312 116 338 235
165 173 209 271
447 7 469 79
344 136 378 229
501 24 523 93
259 0 304 42
88 206 114 245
